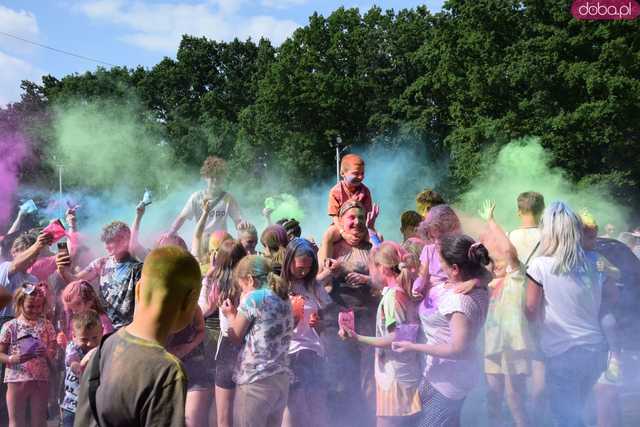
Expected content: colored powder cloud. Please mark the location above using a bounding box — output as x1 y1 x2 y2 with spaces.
264 193 305 222
457 137 629 233
0 132 28 227
48 100 190 197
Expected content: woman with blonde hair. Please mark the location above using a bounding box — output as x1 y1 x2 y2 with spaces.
525 201 616 427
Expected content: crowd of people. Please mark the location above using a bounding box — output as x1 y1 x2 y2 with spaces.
0 154 639 427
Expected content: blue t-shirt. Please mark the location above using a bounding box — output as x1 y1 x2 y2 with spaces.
233 287 293 385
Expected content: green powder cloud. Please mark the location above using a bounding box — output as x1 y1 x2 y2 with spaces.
457 137 629 232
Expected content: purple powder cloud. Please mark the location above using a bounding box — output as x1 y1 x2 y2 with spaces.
0 132 29 227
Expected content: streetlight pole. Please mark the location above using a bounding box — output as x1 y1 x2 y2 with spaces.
335 136 341 183
58 163 63 218
331 136 350 184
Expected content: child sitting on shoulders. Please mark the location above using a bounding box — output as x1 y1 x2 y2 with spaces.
319 154 379 265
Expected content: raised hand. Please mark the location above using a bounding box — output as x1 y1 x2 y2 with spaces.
478 200 496 222
366 203 380 230
36 232 53 249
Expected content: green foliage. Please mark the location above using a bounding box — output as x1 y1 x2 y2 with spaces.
3 1 639 217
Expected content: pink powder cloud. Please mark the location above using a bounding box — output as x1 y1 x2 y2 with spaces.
0 132 29 227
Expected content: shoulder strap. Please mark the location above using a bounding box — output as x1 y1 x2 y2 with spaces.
87 332 114 427
523 241 540 268
208 191 227 210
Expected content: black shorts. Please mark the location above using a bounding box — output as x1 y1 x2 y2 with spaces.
215 336 241 389
182 344 215 391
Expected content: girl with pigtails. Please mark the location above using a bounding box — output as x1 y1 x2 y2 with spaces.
394 234 491 427
342 241 422 427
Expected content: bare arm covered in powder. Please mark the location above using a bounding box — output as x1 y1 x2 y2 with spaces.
412 255 431 299
10 232 52 275
55 252 99 284
480 200 519 270
129 203 149 261
525 279 543 322
191 199 212 259
343 327 394 349
7 210 25 235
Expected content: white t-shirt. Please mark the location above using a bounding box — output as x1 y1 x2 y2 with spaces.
0 261 37 318
180 190 241 234
526 251 606 357
509 227 541 265
198 276 214 318
289 280 331 357
421 284 489 400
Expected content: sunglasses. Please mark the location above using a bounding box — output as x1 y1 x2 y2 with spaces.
21 282 47 296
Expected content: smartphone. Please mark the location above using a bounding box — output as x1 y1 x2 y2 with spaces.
57 241 68 253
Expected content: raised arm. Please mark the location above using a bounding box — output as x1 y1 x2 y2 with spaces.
64 208 79 257
55 253 99 285
9 232 52 275
479 201 519 270
7 210 25 235
129 203 149 261
412 253 431 299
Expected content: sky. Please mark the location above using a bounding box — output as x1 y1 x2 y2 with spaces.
0 0 445 105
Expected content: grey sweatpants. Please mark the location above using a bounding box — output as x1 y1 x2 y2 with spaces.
233 373 290 427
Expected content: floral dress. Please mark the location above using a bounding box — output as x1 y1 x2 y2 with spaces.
0 317 56 382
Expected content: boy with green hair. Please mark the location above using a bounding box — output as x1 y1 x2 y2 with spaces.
74 246 202 427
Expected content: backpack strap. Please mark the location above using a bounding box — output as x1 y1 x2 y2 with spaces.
523 241 540 268
87 332 114 427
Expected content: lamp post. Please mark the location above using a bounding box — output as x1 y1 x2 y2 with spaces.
331 136 349 184
58 163 63 218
